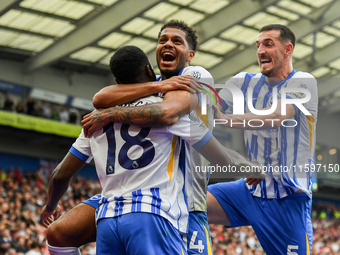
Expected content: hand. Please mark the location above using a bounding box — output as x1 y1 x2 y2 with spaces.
40 204 61 228
212 104 234 128
212 104 227 119
81 109 110 137
245 163 265 186
159 75 202 94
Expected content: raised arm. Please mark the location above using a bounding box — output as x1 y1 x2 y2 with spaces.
40 152 86 227
93 75 201 108
196 136 264 185
82 90 199 137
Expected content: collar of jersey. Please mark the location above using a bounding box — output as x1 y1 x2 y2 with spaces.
264 69 296 87
153 68 185 98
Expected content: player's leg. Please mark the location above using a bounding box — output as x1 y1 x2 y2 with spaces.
96 217 126 255
119 212 187 255
185 211 213 255
206 191 230 225
207 179 251 227
250 192 313 255
47 203 96 246
46 194 100 254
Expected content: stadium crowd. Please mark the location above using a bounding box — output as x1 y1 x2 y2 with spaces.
0 92 90 125
0 165 339 255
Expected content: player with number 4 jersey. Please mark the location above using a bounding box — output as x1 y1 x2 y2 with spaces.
157 65 216 255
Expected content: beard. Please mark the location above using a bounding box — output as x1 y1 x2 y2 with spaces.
161 68 182 79
261 68 274 77
261 62 284 80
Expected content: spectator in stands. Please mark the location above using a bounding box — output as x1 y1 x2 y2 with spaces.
2 94 14 112
14 166 22 184
14 236 28 254
35 103 43 118
0 228 10 255
1 162 340 254
6 248 16 255
58 106 69 123
40 101 51 119
69 107 80 124
15 101 25 114
25 96 36 116
0 167 6 182
50 105 59 121
25 241 42 255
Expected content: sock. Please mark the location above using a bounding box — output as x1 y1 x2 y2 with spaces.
47 242 81 255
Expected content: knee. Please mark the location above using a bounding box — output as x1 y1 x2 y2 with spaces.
46 221 68 246
206 191 230 225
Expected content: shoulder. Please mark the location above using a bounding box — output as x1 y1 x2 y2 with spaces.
224 72 260 86
231 72 260 79
181 66 215 87
122 96 163 107
181 66 213 79
293 71 316 80
135 95 163 104
289 71 317 88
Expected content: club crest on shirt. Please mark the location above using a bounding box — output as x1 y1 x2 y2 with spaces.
188 110 200 123
132 161 139 169
191 71 201 81
107 165 114 174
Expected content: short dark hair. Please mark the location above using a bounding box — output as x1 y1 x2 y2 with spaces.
260 24 296 47
109 45 149 84
158 19 198 51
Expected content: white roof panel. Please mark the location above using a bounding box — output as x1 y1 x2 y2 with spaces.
70 46 109 62
220 25 259 45
20 0 95 20
191 51 223 69
200 38 237 55
190 0 229 14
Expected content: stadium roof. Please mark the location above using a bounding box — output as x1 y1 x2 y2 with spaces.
0 0 339 112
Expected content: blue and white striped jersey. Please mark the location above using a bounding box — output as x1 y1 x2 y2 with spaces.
70 95 212 234
158 66 215 212
218 70 318 199
180 66 215 212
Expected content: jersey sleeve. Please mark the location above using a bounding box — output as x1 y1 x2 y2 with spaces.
167 110 212 150
180 66 214 87
181 66 216 131
70 129 93 163
283 72 318 117
218 72 247 114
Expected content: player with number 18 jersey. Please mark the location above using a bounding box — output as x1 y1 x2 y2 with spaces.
70 94 212 254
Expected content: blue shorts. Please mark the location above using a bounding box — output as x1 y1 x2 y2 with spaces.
183 211 213 255
82 194 101 210
97 212 187 255
208 179 312 255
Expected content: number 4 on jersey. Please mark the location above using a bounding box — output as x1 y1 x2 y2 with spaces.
189 231 205 253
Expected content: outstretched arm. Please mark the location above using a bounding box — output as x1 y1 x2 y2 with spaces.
40 152 86 228
196 136 264 185
93 75 201 108
82 90 199 137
